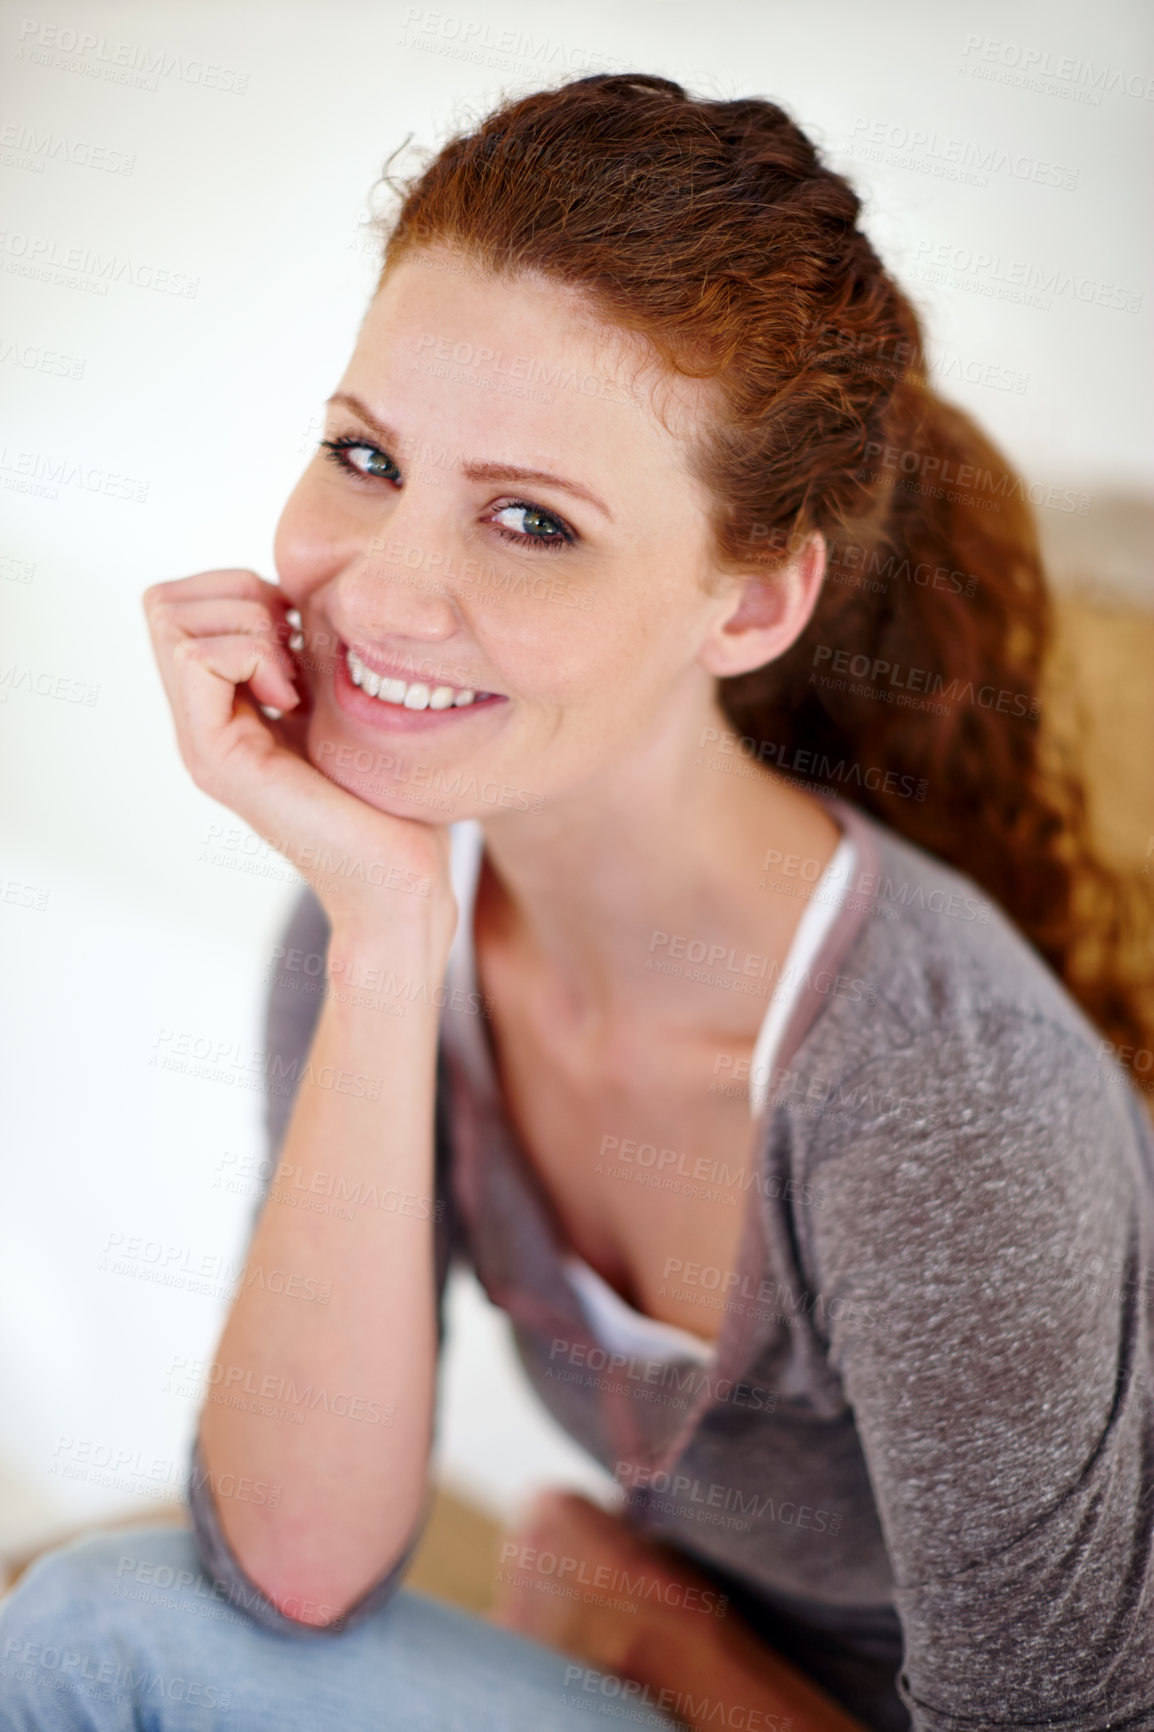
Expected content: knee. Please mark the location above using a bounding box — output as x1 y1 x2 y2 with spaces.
0 1527 227 1728
1 1525 200 1647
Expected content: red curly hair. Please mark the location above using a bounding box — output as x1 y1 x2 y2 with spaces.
376 72 1152 1091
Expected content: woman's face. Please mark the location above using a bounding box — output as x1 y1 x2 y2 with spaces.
274 248 791 825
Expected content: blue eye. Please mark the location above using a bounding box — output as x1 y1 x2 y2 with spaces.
490 502 573 549
320 437 401 483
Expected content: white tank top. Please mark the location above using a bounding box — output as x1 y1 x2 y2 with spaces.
449 822 857 1364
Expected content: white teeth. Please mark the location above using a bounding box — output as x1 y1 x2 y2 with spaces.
345 648 486 711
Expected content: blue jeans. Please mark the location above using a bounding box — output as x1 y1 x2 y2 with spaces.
0 1524 680 1729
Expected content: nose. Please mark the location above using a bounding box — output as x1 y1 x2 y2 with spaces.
330 531 460 649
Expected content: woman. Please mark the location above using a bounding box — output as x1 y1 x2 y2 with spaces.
2 72 1152 1732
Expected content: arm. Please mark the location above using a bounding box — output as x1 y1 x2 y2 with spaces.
805 1009 1154 1729
143 569 459 1630
494 1489 868 1731
193 912 452 1629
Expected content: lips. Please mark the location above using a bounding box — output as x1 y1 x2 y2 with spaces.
344 645 490 710
329 638 505 732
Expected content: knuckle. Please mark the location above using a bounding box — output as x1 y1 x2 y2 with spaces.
150 598 178 628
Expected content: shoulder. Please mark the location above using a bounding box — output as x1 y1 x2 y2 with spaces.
784 812 1154 1285
813 810 1136 1117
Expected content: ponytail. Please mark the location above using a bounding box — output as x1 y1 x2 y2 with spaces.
721 379 1152 1082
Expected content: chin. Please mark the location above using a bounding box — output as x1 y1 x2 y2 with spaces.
303 705 545 827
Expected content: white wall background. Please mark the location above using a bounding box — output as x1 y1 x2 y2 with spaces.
2 0 1152 1565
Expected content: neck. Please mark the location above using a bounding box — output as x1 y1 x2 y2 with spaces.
474 696 842 1035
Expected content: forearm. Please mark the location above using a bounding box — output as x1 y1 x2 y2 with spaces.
496 1491 871 1732
197 927 448 1623
626 1614 870 1732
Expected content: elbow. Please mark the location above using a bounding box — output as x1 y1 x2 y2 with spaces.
228 1541 413 1637
186 1435 418 1636
258 1578 361 1633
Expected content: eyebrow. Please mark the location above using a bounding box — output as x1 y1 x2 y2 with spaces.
325 391 613 520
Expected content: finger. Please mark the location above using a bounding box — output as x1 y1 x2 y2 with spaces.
148 599 296 672
142 569 289 617
148 588 299 680
151 602 284 644
172 634 300 747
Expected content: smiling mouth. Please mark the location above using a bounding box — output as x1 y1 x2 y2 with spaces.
343 645 498 711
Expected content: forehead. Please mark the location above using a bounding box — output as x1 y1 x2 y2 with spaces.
340 249 713 495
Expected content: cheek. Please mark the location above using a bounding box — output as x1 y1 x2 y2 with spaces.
273 476 339 604
504 581 675 705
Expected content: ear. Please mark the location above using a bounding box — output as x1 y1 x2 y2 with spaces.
698 533 827 681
